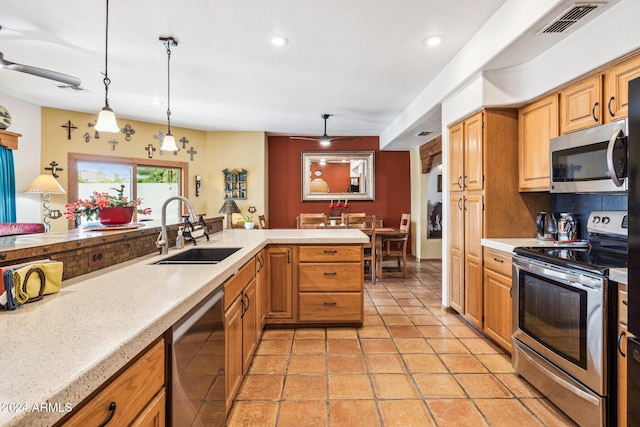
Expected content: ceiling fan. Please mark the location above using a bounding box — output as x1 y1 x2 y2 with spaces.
290 114 361 146
0 51 81 87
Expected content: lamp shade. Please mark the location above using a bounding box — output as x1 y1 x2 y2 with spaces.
95 107 119 132
24 174 66 194
218 199 241 214
161 133 179 152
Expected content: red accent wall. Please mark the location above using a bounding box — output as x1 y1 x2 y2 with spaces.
268 136 411 231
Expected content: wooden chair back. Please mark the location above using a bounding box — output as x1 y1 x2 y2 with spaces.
399 213 411 233
297 213 327 228
258 215 268 229
341 212 366 226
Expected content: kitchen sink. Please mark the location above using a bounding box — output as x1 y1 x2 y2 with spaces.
153 247 241 264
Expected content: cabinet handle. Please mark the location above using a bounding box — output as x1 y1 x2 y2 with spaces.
463 175 468 189
463 198 468 211
592 102 599 123
240 296 246 317
323 301 337 307
244 293 250 310
457 176 463 189
97 402 117 427
324 250 337 254
618 330 626 357
457 198 463 211
323 272 337 276
608 96 615 117
493 258 504 263
624 300 628 306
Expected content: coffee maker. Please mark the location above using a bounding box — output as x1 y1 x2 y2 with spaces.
536 212 557 240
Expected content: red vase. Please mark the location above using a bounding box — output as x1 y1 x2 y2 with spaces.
98 207 135 225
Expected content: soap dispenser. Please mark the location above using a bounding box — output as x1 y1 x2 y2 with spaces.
175 227 185 249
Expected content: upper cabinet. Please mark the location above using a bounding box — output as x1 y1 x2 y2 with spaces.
518 94 558 192
448 112 483 193
449 122 464 192
604 51 640 123
559 74 602 134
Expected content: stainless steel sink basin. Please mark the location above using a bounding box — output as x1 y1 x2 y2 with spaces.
153 247 241 264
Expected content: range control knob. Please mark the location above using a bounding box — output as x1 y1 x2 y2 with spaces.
592 216 601 223
602 217 610 224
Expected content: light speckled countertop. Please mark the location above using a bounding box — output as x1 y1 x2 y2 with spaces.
0 229 369 427
481 238 628 285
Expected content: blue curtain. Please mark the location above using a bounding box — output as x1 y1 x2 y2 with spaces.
0 146 16 222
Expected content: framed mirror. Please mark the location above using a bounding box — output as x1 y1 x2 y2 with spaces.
302 151 375 201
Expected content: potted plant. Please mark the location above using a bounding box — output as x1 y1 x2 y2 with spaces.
243 215 255 229
65 185 152 225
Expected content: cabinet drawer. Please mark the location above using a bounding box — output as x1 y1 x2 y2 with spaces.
299 263 362 292
63 340 164 427
225 258 256 310
298 292 362 322
483 247 512 278
619 286 629 326
299 245 361 262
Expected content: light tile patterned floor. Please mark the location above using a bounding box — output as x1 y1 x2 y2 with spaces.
227 259 578 426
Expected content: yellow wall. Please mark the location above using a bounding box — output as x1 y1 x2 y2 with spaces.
39 107 267 231
205 131 268 227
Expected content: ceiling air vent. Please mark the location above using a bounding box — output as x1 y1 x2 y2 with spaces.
416 130 432 137
537 2 602 34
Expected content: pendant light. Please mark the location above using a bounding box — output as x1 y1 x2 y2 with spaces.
160 36 179 152
95 0 119 132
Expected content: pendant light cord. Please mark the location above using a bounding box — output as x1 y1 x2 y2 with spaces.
102 0 111 108
165 40 172 134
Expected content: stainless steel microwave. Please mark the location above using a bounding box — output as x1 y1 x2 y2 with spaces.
550 119 628 193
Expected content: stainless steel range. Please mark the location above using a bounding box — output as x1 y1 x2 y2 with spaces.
512 210 627 427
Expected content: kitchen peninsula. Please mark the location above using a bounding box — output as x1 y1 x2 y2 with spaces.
0 228 368 426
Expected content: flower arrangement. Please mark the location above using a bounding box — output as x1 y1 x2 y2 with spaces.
64 185 151 221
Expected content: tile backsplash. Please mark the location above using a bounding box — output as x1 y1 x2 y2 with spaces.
550 194 627 239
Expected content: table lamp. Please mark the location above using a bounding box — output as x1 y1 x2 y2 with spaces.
218 199 241 229
24 174 66 231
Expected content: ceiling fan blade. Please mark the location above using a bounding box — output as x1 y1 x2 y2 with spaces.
0 52 81 87
289 136 321 141
330 136 362 142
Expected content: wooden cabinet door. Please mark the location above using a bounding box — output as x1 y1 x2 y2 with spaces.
449 194 465 314
224 296 243 413
605 52 640 123
464 194 483 329
449 122 464 192
242 279 258 374
130 389 165 427
560 75 602 134
266 246 293 320
255 250 267 337
518 94 558 191
464 112 484 191
618 322 628 427
483 269 512 353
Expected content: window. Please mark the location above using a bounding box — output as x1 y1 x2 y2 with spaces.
68 153 189 227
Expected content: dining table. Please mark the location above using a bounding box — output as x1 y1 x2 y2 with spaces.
362 227 409 280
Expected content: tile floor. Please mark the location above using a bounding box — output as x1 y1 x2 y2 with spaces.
227 259 578 426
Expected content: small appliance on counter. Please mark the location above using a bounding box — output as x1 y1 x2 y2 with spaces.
557 212 578 242
535 211 557 240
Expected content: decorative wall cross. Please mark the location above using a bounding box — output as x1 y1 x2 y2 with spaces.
121 124 136 141
145 144 157 158
88 121 100 139
108 138 119 151
82 132 91 143
180 136 189 149
61 120 77 140
45 161 63 178
187 146 198 161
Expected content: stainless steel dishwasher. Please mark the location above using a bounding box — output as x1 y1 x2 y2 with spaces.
166 288 225 427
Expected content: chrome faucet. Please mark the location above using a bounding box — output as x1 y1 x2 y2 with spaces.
157 196 198 254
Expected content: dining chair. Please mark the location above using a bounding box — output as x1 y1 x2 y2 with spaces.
258 214 268 229
346 215 377 282
297 213 327 228
379 213 411 278
342 212 366 227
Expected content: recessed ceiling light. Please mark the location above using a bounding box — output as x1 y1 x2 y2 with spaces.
422 35 444 47
152 99 164 105
268 35 289 46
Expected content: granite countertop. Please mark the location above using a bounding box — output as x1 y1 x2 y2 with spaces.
481 238 628 285
0 229 369 427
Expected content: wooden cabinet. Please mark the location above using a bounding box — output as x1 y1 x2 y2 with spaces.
604 52 640 123
560 74 602 134
266 245 293 321
223 258 258 413
255 249 267 338
449 122 464 192
0 129 21 150
62 340 165 427
297 245 363 324
618 283 634 427
518 94 558 191
448 109 543 331
482 247 513 353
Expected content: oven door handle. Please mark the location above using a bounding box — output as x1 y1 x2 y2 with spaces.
513 257 603 291
606 127 625 187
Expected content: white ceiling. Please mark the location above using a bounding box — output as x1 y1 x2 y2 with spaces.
0 0 624 149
